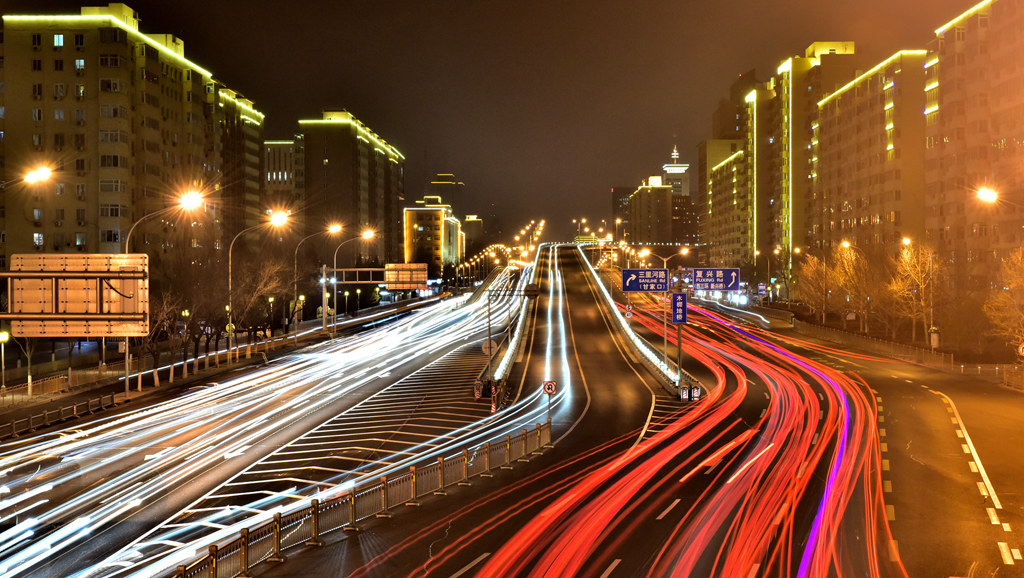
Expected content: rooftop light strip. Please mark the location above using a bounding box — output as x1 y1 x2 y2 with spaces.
935 0 993 35
221 93 265 120
818 50 927 107
4 15 213 78
711 150 745 173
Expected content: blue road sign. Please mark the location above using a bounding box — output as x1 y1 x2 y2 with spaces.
671 293 687 324
621 268 669 292
692 268 741 291
757 283 766 296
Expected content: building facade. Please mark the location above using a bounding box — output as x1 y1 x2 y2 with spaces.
0 3 263 274
813 50 927 252
403 195 462 278
627 177 673 245
297 110 404 267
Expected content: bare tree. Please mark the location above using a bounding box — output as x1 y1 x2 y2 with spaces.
983 249 1024 351
794 254 834 324
889 245 939 345
140 291 182 388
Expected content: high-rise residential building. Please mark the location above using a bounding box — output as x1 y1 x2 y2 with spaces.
764 42 859 270
263 138 303 218
425 173 465 218
463 214 484 255
812 50 927 252
403 195 462 278
627 177 673 245
704 146 751 267
297 110 404 267
924 0 1024 292
0 3 264 271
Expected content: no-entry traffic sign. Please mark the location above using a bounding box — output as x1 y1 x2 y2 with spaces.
543 381 556 395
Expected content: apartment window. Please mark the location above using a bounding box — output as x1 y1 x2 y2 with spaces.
54 109 65 121
99 54 121 67
99 155 127 167
54 83 65 99
75 233 86 247
54 59 64 72
74 34 84 48
99 79 122 93
32 109 43 122
99 130 128 144
75 158 85 171
32 83 43 98
53 34 64 47
55 183 65 196
76 84 85 98
75 59 85 72
33 208 44 221
33 233 44 247
32 59 42 71
53 134 65 149
75 109 85 124
0 232 5 243
99 179 125 192
76 209 86 222
99 204 125 217
76 184 87 199
31 34 42 47
0 106 4 120
99 105 127 118
32 134 42 147
100 230 120 243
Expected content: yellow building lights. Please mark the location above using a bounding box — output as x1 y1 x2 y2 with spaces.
818 50 927 108
935 0 993 35
3 14 214 78
300 113 405 161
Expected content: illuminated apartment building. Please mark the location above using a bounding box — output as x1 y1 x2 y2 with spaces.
703 144 750 268
0 3 265 269
297 110 404 267
425 173 465 217
263 138 303 226
627 177 674 246
403 195 462 278
763 42 859 269
924 0 1024 290
813 50 927 252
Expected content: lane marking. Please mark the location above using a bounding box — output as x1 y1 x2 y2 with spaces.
878 415 885 423
978 482 989 498
888 540 900 562
886 505 895 521
747 564 760 578
999 542 1014 565
932 389 1002 509
988 508 1000 525
599 559 621 578
1013 548 1022 560
877 405 884 413
882 459 890 472
879 428 887 437
880 442 888 453
656 498 681 520
451 552 491 578
956 429 964 438
1005 523 1013 533
962 444 971 454
950 418 958 425
883 480 892 493
970 462 979 473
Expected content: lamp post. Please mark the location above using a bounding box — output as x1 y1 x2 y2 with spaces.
230 211 289 360
293 224 342 334
355 288 361 315
267 297 274 338
122 190 204 394
332 230 375 330
0 330 7 395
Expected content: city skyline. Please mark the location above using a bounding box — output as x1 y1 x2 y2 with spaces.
5 0 973 237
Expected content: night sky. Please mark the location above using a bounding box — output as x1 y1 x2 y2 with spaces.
8 0 974 239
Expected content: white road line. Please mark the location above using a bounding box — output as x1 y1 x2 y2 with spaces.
988 508 1000 525
450 552 491 578
656 499 681 520
1005 523 1013 533
962 444 971 454
1013 548 1022 560
811 432 819 446
886 505 895 521
883 480 892 493
882 459 890 472
880 442 888 453
998 542 1014 565
879 428 886 437
956 430 964 438
888 540 900 562
599 559 621 578
931 390 1003 509
970 462 979 473
978 482 989 498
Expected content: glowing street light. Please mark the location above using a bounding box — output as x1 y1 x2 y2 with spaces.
292 223 342 333
230 211 290 358
977 186 999 204
332 229 375 329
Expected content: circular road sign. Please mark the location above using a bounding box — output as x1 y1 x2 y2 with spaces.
481 340 498 356
225 323 236 332
543 381 556 395
1018 342 1024 357
625 303 634 312
625 311 633 319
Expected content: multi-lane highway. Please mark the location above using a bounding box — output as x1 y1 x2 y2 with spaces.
3 242 1023 578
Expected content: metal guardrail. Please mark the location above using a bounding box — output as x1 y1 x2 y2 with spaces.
793 320 955 370
1005 367 1024 389
171 422 551 578
2 393 117 439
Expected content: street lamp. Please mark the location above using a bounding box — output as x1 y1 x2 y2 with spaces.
123 190 205 394
293 224 342 334
344 290 351 317
229 211 289 359
0 330 8 394
332 229 375 329
267 297 274 337
2 166 53 188
356 288 362 314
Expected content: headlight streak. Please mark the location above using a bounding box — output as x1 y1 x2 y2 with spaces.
1 278 537 578
77 263 558 578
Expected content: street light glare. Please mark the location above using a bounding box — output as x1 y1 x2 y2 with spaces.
638 248 650 258
178 190 204 211
328 224 343 234
24 166 53 184
977 187 999 203
902 237 912 246
680 247 690 255
269 211 289 227
361 229 375 240
841 240 851 248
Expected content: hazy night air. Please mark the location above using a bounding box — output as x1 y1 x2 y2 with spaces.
5 0 971 236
